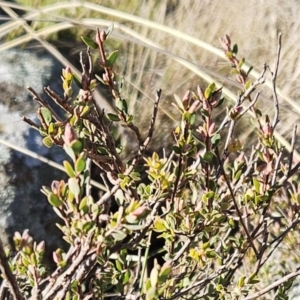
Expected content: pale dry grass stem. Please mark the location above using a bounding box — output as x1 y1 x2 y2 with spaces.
1 0 300 160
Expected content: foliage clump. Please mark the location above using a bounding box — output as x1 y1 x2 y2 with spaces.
1 27 300 300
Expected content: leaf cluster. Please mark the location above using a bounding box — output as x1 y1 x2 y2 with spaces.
1 29 300 300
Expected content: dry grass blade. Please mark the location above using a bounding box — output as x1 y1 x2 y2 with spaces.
0 138 107 191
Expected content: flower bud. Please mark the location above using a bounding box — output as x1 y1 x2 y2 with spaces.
188 100 200 114
51 180 60 194
229 106 243 120
36 241 45 253
262 122 273 138
182 90 191 110
132 206 150 219
210 87 222 108
63 123 78 146
62 66 72 80
197 85 205 101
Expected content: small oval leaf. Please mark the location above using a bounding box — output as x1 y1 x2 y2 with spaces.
63 144 76 162
68 178 80 197
63 161 76 178
107 113 120 122
80 36 98 49
106 50 119 67
70 140 83 155
47 193 63 207
75 156 86 174
203 151 214 162
41 107 52 125
111 230 127 241
42 136 53 148
105 23 114 39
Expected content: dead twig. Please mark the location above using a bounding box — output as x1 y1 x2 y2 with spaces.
0 238 24 300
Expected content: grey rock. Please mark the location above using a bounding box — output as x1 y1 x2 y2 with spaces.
0 49 67 257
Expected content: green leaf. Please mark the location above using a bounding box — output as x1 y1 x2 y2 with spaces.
53 207 64 219
158 264 171 283
41 107 52 125
63 144 76 162
232 43 238 54
82 221 95 232
80 36 98 49
247 66 253 76
72 294 78 300
130 172 141 181
106 50 119 67
95 73 107 85
146 287 157 300
80 106 90 117
79 196 88 211
245 79 252 90
238 276 245 288
125 214 138 224
75 156 86 174
71 280 79 289
123 224 144 230
48 122 55 134
97 146 109 155
248 273 260 284
115 98 124 111
105 23 114 39
122 99 128 114
202 151 214 162
70 140 83 155
68 178 80 197
65 292 71 300
214 97 225 108
123 270 130 284
115 259 123 272
47 193 63 207
107 113 120 122
234 169 242 181
201 241 210 250
63 161 76 178
211 133 221 147
153 218 165 232
172 146 181 154
111 230 127 241
120 176 130 189
150 267 159 288
115 189 124 206
253 178 261 194
238 58 245 68
42 136 53 148
190 113 196 125
205 82 215 98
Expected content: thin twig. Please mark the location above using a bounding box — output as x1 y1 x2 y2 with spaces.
44 86 73 114
259 215 300 270
216 148 259 258
43 231 94 299
271 33 282 129
271 148 283 186
243 266 300 300
21 115 40 129
27 86 62 122
172 238 190 262
288 124 297 173
124 89 162 176
0 238 24 300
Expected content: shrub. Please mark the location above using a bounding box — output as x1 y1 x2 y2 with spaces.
1 27 300 300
